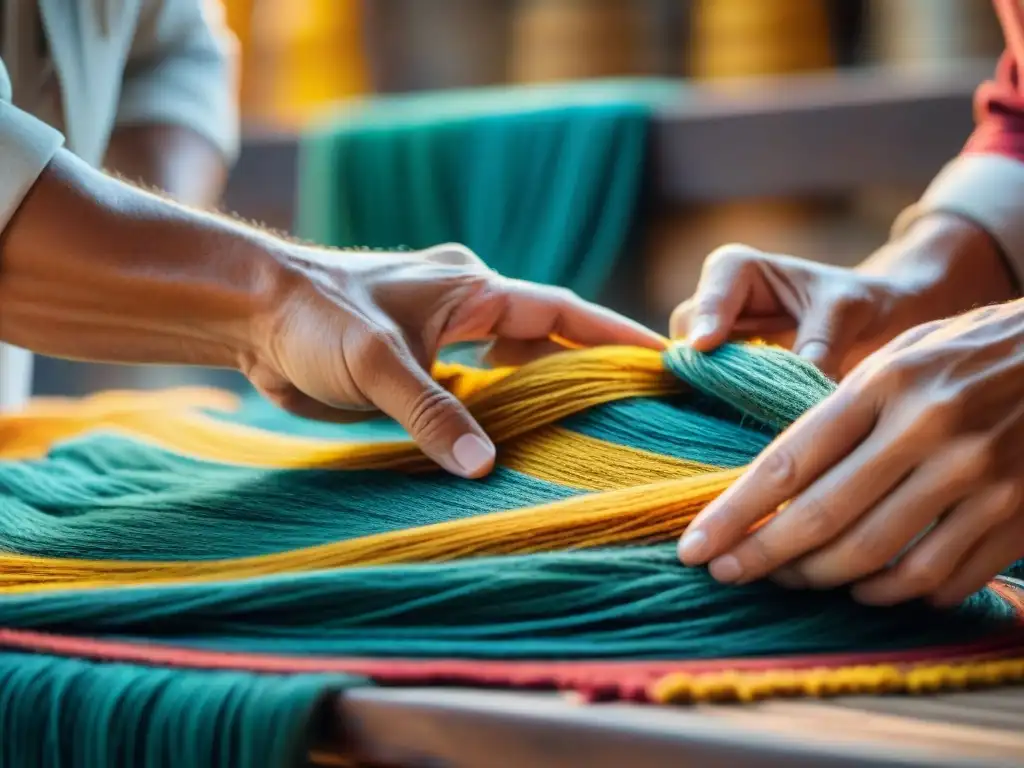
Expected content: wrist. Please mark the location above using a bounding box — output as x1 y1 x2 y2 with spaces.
0 150 283 370
857 212 1016 312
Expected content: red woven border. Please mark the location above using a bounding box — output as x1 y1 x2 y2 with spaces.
1 578 1019 702
2 626 1023 702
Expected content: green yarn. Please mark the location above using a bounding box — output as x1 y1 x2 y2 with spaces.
0 433 577 560
298 81 677 300
0 345 824 563
2 546 1013 661
0 652 358 768
1 341 1021 766
663 343 836 432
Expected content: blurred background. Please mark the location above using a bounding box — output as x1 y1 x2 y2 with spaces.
32 0 1004 395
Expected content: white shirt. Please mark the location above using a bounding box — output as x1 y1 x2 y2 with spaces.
0 0 239 410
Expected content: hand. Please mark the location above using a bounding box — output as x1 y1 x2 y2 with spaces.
678 300 1024 607
244 243 664 478
669 215 1015 379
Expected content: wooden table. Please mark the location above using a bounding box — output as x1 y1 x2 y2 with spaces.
329 687 1024 767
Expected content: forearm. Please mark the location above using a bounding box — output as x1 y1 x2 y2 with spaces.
858 213 1017 311
889 2 1024 294
0 149 283 368
103 123 228 208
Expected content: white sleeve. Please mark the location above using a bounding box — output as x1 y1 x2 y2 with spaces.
0 58 65 412
0 61 65 233
892 154 1024 288
115 0 240 164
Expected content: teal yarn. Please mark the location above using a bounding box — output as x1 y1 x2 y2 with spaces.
2 340 1022 767
663 343 837 432
0 433 577 560
298 81 678 300
0 346 824 563
0 652 357 768
1 546 1014 662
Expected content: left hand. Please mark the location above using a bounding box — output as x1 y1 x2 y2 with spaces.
678 300 1024 607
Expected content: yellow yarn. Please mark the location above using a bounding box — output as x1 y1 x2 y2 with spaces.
651 657 1024 704
0 344 741 592
1 348 674 471
0 470 740 592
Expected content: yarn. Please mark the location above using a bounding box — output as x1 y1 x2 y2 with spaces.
0 652 358 767
0 546 1012 659
1 341 1023 765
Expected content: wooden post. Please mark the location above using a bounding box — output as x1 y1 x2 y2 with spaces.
646 0 836 327
242 0 370 129
509 0 650 83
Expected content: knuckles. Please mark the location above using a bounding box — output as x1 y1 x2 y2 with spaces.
404 386 459 444
420 243 487 269
754 448 798 491
792 495 847 551
951 436 1002 485
350 326 406 364
705 243 761 268
821 287 873 322
892 554 946 595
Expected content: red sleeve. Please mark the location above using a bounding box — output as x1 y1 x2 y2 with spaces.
965 1 1024 160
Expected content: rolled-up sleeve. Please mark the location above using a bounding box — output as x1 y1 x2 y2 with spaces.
0 59 64 234
115 0 240 163
893 0 1024 287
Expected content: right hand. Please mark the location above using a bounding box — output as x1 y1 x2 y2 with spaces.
245 243 664 479
669 216 1016 379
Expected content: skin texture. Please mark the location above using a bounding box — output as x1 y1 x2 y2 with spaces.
673 213 1024 605
0 149 664 479
670 214 1016 379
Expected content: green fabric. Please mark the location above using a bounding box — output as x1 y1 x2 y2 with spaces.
0 652 359 767
298 80 678 300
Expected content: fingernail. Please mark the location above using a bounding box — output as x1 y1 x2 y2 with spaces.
452 434 495 477
687 318 715 345
709 555 743 583
678 530 708 564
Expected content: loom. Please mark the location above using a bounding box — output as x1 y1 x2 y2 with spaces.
1 341 1023 767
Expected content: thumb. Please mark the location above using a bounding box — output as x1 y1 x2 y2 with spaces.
362 335 496 478
673 246 757 351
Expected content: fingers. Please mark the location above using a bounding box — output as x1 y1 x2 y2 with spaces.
852 482 1022 606
420 242 491 270
781 442 1000 590
791 296 870 379
927 515 1024 607
670 246 757 350
355 330 496 478
259 390 380 425
677 384 878 578
484 338 569 367
483 278 667 351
